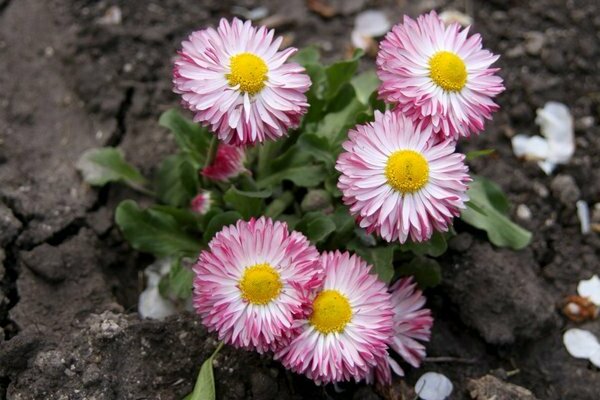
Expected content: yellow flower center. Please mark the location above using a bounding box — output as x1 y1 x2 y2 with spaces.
385 150 429 193
309 290 352 334
429 51 467 92
227 52 268 95
239 263 282 305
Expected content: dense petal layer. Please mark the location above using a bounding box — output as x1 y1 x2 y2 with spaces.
193 217 322 353
174 18 311 145
336 110 470 243
377 11 504 141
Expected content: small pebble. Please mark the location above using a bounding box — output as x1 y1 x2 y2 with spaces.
550 174 580 206
516 204 532 220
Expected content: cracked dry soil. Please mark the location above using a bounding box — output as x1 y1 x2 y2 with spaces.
1 0 600 399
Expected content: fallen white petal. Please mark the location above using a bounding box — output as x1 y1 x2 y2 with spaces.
563 328 600 359
576 200 591 235
439 10 473 26
138 287 178 320
590 349 600 368
415 372 453 400
512 134 550 160
351 30 371 50
536 102 575 165
578 275 600 306
138 258 178 320
354 10 391 38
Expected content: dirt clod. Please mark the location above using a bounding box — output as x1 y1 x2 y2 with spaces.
468 375 538 400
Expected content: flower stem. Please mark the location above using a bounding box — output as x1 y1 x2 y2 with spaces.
204 136 219 169
201 136 219 187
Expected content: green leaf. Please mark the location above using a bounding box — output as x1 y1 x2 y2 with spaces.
188 342 224 400
159 109 212 165
158 259 194 300
397 256 442 289
466 149 495 161
149 205 200 230
400 232 448 257
461 175 532 250
203 211 243 244
324 49 363 99
256 164 326 189
297 133 336 167
295 212 336 244
315 94 367 147
76 147 147 188
223 187 271 219
156 154 198 207
357 246 396 283
115 200 202 258
265 191 294 219
351 70 379 105
292 46 320 66
331 206 355 237
276 214 300 230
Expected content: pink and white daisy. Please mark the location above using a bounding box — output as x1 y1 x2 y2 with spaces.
377 11 505 141
201 143 246 181
193 217 321 353
173 18 311 145
190 191 213 215
276 251 394 384
368 278 433 384
336 110 470 243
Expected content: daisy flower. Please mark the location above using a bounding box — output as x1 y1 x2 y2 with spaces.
201 143 246 181
377 11 504 141
336 110 470 243
193 217 321 353
276 251 394 384
368 278 433 384
190 191 213 215
173 18 311 145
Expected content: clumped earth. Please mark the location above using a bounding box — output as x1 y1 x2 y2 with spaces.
1 0 599 399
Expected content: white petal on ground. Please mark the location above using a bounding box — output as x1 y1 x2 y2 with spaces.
512 102 574 175
536 102 575 169
439 10 473 26
563 328 600 359
511 134 550 160
576 200 591 235
578 275 600 306
138 258 178 320
415 372 453 400
138 287 178 320
590 349 600 368
351 10 390 49
354 10 391 37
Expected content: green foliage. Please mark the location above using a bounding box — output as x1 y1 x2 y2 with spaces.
296 212 336 244
461 175 532 250
158 259 194 300
400 232 448 258
353 245 396 284
159 109 212 165
466 148 495 161
223 187 271 219
351 70 380 105
115 200 202 258
397 256 442 289
76 147 148 189
156 154 199 207
186 342 224 400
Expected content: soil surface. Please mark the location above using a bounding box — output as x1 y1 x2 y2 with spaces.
1 0 600 399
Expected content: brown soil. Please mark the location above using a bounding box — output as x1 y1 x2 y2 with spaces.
1 0 599 399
